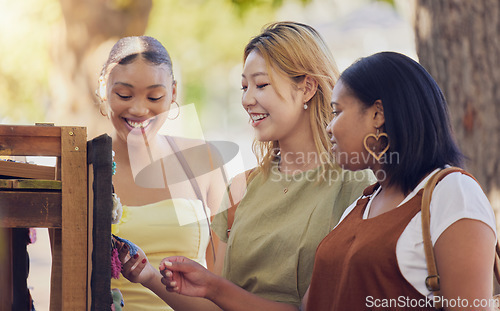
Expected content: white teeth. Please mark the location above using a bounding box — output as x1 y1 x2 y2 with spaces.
126 119 151 128
251 114 269 121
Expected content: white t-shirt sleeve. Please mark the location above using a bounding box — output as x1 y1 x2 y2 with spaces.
397 172 497 297
429 172 496 244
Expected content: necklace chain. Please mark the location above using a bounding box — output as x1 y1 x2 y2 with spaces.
279 173 294 194
276 152 318 194
277 161 308 194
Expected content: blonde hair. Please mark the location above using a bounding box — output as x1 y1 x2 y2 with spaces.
244 21 340 178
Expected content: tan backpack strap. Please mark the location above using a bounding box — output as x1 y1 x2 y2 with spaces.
422 167 457 308
493 211 500 292
227 168 255 238
423 167 500 309
422 166 488 309
495 243 500 284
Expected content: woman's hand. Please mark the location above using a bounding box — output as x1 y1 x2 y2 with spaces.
117 241 156 286
159 256 218 299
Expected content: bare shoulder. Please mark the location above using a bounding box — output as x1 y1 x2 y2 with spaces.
228 170 255 204
231 171 249 188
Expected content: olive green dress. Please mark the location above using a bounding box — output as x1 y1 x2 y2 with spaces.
212 163 375 306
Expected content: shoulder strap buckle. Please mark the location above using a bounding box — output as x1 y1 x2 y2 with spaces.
425 274 440 291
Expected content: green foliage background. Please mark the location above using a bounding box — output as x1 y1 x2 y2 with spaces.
147 0 279 108
0 0 400 124
0 0 62 121
0 0 317 123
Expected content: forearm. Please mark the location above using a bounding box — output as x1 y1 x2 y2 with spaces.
207 275 300 311
143 270 222 311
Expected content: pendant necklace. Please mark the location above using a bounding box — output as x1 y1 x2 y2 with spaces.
281 174 294 194
276 152 315 194
277 161 303 194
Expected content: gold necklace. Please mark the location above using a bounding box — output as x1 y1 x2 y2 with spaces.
279 171 294 194
275 153 317 194
276 162 307 194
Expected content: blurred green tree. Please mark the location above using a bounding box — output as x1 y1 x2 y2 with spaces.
48 0 153 137
147 0 277 110
0 0 311 139
0 0 60 122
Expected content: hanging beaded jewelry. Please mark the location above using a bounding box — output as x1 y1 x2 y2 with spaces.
109 151 140 280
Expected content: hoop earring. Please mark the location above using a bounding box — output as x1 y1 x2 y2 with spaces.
363 128 390 161
99 103 108 118
168 101 180 120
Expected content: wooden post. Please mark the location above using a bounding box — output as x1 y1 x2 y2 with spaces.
0 229 13 311
60 126 88 310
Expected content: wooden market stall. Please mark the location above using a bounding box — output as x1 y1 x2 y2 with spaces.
0 124 112 311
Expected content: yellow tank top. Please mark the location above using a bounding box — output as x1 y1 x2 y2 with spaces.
111 198 210 310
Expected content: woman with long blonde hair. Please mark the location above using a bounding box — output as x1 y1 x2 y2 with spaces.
120 22 374 310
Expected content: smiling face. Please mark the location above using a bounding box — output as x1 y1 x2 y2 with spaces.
241 50 310 144
105 57 176 144
326 80 383 170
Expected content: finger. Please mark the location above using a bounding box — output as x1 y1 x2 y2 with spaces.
160 269 176 288
159 260 173 272
118 243 129 262
128 258 148 279
163 278 179 293
159 265 173 278
121 253 140 275
160 262 174 283
160 260 193 274
112 237 123 246
166 286 180 293
159 264 170 277
159 261 179 282
160 264 184 293
159 255 190 267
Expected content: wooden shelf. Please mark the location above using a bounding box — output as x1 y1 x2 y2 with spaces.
0 160 56 180
0 179 61 190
